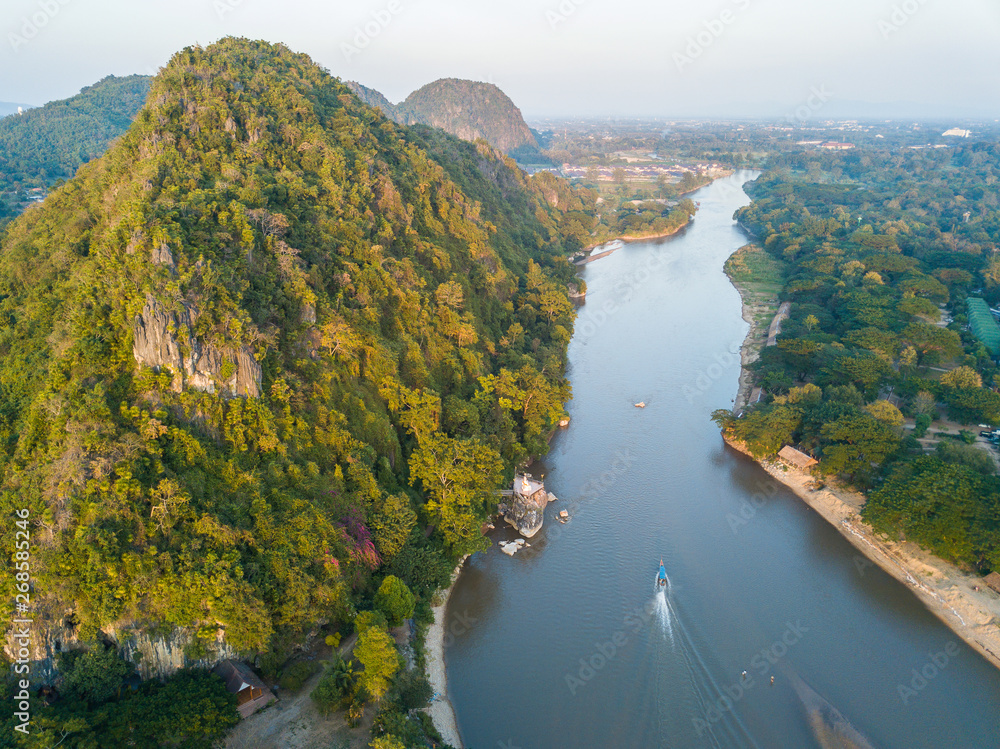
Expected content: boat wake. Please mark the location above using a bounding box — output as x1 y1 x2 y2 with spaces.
652 573 675 644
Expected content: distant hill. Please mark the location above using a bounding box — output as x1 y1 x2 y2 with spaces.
0 74 151 191
345 77 543 157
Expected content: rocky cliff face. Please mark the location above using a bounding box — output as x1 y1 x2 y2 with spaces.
132 295 261 398
7 619 239 683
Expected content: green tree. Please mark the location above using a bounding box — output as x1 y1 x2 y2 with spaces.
819 412 900 483
312 655 356 714
374 575 416 626
370 493 417 563
371 737 407 749
354 626 399 702
60 645 134 705
941 365 983 390
409 433 503 555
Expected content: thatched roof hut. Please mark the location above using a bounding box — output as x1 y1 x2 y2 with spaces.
778 445 818 470
983 572 1000 595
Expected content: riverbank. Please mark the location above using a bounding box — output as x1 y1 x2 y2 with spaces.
722 243 784 412
424 555 468 749
723 436 1000 671
578 219 691 260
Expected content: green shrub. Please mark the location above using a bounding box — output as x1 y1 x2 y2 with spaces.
279 660 319 692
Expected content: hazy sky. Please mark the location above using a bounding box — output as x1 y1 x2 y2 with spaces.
3 0 999 119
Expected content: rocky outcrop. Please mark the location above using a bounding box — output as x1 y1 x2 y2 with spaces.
499 476 555 538
132 295 261 397
5 617 239 683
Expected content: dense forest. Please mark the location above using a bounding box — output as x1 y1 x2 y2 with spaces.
0 38 595 746
0 75 151 224
715 143 1000 574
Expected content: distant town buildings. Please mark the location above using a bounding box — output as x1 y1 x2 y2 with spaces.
942 128 971 138
560 162 723 181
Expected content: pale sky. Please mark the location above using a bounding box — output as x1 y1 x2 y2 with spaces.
3 0 999 119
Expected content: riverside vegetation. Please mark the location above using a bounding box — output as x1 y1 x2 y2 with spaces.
714 143 1000 576
0 38 607 747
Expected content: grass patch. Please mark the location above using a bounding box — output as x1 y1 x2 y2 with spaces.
725 244 786 290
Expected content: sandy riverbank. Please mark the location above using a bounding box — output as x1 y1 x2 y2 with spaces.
724 437 1000 670
726 268 776 413
424 555 468 748
732 281 761 414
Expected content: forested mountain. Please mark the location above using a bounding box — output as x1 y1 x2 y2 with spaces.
716 144 1000 573
345 78 539 156
0 75 152 222
0 74 152 187
0 37 585 672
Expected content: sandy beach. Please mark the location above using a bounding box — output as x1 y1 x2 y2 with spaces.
424 555 468 748
724 437 1000 670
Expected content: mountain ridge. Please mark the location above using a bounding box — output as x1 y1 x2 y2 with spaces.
345 77 538 154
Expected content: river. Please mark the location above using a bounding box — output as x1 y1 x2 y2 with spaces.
444 171 1000 748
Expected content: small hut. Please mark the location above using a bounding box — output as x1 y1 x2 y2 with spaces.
984 572 1000 595
213 660 275 719
778 445 818 470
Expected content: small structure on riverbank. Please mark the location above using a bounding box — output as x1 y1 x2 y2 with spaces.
984 572 1000 595
499 474 553 538
778 445 818 471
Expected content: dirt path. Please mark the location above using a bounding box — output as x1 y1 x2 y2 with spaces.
224 635 373 749
765 301 791 347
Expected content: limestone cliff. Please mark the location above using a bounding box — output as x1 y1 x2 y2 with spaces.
7 618 240 683
132 295 261 398
346 77 537 154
